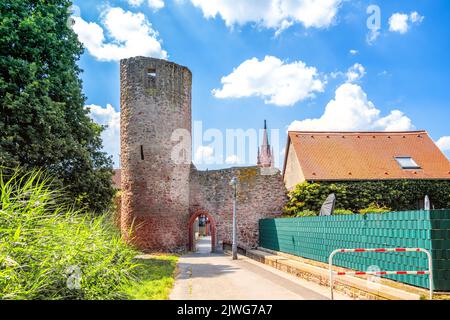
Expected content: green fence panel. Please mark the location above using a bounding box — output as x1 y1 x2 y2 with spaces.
259 210 450 291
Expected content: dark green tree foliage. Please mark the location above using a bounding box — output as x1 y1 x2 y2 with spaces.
0 0 114 212
285 180 450 215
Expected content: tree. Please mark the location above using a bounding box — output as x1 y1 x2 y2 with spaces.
0 0 114 212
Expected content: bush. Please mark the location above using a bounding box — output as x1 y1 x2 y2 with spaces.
283 182 347 215
0 168 138 300
359 203 391 215
333 209 355 215
295 210 317 217
284 180 450 216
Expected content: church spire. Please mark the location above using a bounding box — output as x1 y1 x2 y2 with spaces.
257 120 274 168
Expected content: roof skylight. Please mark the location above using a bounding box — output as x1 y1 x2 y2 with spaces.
395 157 421 169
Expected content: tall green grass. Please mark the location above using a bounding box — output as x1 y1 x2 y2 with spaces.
0 168 139 300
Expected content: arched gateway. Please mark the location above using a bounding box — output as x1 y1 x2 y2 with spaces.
188 211 217 252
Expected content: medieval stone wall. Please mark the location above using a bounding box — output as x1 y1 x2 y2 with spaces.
190 166 287 251
120 57 288 253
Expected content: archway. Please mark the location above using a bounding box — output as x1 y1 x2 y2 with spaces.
188 210 217 253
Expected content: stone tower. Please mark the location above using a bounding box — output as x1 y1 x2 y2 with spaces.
120 57 192 251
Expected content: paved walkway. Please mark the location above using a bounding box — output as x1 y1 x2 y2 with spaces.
170 237 350 300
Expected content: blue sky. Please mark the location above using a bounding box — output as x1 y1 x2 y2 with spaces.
72 0 450 169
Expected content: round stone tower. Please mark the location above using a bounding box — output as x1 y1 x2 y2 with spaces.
120 57 192 251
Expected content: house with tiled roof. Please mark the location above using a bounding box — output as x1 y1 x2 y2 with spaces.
283 131 450 191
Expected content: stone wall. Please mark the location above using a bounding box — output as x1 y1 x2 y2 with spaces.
190 166 287 251
120 57 288 253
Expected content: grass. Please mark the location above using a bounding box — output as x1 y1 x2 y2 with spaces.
124 255 179 300
432 294 450 300
0 167 180 300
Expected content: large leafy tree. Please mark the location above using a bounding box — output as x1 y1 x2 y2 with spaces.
0 0 114 212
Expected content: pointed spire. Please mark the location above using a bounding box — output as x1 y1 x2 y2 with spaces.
262 120 269 147
258 120 274 168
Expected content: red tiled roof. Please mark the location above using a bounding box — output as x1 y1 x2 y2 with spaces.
285 131 450 181
112 169 121 189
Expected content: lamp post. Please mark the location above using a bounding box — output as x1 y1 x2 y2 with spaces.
230 177 238 260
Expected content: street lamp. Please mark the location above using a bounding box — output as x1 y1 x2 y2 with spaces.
230 177 238 260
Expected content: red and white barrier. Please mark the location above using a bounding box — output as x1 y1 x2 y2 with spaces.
338 248 424 253
328 247 433 300
336 271 429 276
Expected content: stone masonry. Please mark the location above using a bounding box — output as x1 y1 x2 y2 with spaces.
120 56 287 252
190 166 287 251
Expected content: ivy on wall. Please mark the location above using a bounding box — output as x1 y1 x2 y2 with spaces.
284 180 450 216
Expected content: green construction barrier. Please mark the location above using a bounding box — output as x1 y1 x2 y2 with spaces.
259 210 450 291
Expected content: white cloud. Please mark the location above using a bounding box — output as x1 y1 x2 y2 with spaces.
389 11 424 34
212 56 325 107
388 13 409 34
330 63 365 83
127 0 164 10
86 104 121 168
288 83 414 132
190 0 342 32
148 0 165 10
127 0 144 6
366 28 380 45
72 7 167 62
128 0 165 10
436 136 450 152
349 49 358 55
194 145 215 164
346 63 365 83
225 154 240 165
371 109 413 131
410 11 425 24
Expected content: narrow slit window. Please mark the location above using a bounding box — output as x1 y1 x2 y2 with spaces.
140 145 145 161
145 68 157 89
395 157 421 169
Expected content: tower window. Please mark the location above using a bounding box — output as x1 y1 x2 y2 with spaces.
145 68 157 88
147 68 156 77
395 156 421 169
140 145 145 161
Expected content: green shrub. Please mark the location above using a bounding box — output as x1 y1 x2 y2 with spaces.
359 203 391 215
283 182 347 215
333 209 355 215
0 168 139 300
284 180 450 215
286 209 356 218
295 210 317 217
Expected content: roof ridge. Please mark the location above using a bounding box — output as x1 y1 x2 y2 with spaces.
288 130 427 135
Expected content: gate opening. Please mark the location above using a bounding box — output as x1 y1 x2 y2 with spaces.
189 211 216 253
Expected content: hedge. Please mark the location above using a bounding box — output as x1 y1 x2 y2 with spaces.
284 180 450 215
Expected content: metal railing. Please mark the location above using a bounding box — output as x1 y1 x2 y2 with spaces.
328 248 433 300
